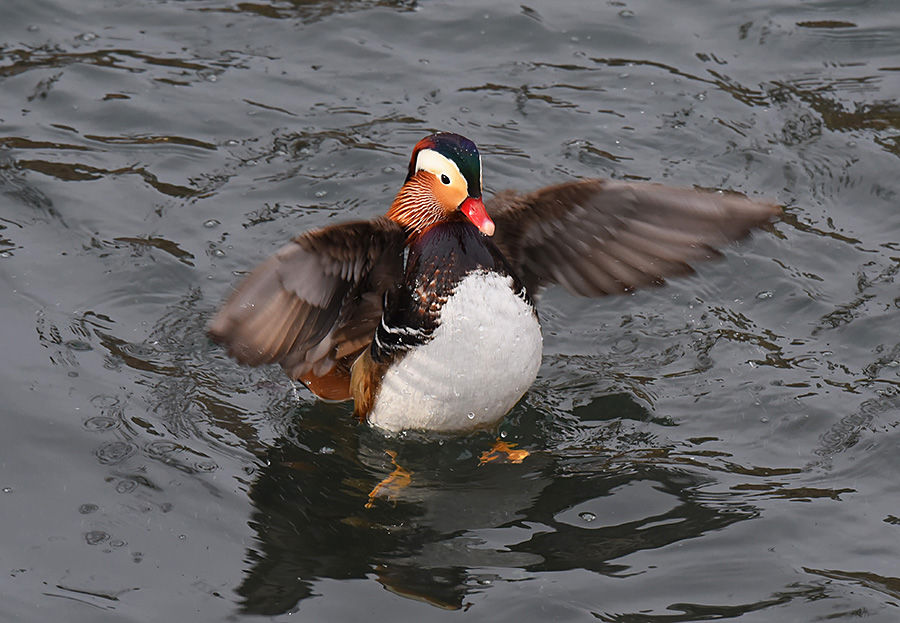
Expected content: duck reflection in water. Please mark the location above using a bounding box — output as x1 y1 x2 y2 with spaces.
236 397 758 613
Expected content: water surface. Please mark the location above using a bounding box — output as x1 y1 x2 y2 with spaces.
3 0 900 621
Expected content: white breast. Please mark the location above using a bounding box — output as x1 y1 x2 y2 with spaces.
367 271 543 434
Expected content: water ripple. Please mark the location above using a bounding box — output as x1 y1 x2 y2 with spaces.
94 441 138 465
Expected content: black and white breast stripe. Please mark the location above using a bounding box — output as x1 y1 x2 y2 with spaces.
369 217 535 366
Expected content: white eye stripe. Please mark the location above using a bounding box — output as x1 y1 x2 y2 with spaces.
415 149 463 183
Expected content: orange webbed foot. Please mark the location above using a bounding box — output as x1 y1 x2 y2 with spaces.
478 439 530 465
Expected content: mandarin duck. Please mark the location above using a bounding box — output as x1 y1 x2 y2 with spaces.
209 132 779 434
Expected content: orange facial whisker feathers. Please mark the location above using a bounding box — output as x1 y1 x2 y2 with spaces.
386 174 445 234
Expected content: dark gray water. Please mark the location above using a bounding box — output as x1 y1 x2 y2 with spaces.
3 0 900 620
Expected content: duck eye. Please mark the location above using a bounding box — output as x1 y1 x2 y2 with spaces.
440 173 451 185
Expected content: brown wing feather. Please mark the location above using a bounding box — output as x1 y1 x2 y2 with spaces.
488 179 780 297
208 217 406 397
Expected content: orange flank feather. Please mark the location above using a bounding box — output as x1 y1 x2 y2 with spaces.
350 348 387 422
298 355 356 401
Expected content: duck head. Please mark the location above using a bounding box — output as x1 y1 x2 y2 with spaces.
387 132 495 236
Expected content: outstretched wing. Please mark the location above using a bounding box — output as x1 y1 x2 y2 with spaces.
208 217 406 384
488 179 780 297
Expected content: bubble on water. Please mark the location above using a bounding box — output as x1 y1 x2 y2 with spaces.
619 10 635 18
65 340 92 352
579 512 597 522
85 531 110 545
144 440 179 458
76 32 99 42
83 416 119 432
203 219 220 228
756 290 774 300
467 412 475 420
193 460 218 472
91 394 119 409
612 336 638 355
78 503 99 515
116 479 138 494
